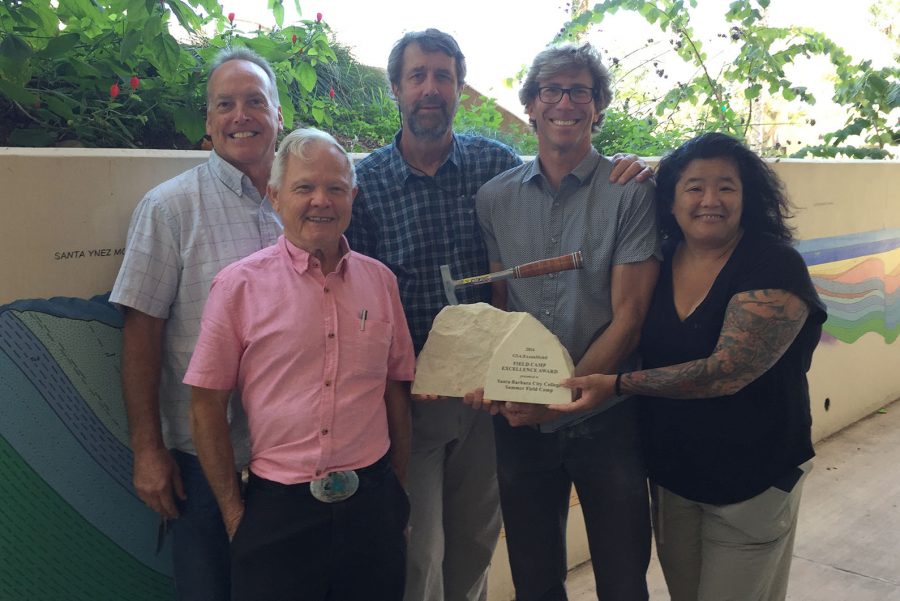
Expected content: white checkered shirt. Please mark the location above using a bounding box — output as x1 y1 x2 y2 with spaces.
110 151 282 464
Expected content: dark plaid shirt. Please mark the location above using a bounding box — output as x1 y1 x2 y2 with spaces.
347 132 522 353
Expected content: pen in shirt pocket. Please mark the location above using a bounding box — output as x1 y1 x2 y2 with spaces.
359 309 368 331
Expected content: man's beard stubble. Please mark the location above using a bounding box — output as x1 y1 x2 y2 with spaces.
404 98 456 140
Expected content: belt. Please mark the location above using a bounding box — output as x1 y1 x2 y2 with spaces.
248 454 391 503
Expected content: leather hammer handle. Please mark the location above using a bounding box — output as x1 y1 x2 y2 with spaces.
513 251 583 279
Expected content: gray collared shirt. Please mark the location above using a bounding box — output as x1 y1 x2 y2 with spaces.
476 147 659 431
110 151 282 464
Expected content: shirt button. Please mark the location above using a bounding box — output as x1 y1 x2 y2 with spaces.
315 469 322 476
550 237 557 243
325 380 332 387
548 273 555 279
544 309 551 316
328 332 335 338
553 201 560 208
321 428 329 435
324 287 330 293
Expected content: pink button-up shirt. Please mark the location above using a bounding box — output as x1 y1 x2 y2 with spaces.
185 235 415 484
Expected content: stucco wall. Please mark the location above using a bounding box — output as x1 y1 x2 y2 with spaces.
2 148 898 600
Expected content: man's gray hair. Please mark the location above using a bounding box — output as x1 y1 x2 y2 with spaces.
207 47 280 106
519 43 612 132
268 128 357 191
386 28 466 89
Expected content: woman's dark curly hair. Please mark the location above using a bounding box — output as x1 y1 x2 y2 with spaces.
655 132 795 243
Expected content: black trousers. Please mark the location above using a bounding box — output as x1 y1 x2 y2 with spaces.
230 456 409 601
494 398 651 601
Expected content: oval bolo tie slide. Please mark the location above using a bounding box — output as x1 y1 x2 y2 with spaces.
310 470 360 503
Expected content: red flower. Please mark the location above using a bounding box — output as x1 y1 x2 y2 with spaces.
328 87 335 98
109 82 120 99
316 12 322 22
130 76 140 90
291 34 298 44
227 12 235 23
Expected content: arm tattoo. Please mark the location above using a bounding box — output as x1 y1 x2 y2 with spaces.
624 289 810 399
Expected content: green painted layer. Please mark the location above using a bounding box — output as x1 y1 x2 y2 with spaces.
0 435 174 600
823 314 900 344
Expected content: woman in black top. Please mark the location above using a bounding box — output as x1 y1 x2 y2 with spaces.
552 133 827 601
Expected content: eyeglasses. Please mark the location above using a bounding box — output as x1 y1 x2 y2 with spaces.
538 86 596 104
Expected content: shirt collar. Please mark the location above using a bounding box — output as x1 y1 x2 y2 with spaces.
208 150 262 200
279 234 352 277
522 146 602 187
388 130 462 183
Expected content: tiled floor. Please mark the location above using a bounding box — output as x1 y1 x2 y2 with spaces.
566 398 900 600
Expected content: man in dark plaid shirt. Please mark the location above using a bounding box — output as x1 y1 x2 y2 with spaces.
346 29 649 601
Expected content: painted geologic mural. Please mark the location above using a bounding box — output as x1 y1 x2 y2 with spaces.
798 228 900 345
0 295 174 600
0 229 897 599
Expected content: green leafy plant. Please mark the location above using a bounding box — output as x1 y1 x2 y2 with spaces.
593 106 693 157
453 93 537 155
311 42 399 151
0 0 338 148
558 0 899 158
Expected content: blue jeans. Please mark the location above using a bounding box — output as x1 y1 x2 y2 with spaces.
170 450 232 601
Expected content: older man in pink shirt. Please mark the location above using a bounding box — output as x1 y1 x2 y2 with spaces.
185 128 415 601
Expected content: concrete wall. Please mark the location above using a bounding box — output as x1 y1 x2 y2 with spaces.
2 148 898 600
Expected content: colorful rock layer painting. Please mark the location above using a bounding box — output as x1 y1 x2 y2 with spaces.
0 295 174 600
0 228 896 599
797 229 900 345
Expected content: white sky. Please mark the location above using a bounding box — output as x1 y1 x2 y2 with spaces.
231 0 897 143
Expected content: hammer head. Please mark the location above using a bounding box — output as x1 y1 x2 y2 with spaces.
440 264 459 305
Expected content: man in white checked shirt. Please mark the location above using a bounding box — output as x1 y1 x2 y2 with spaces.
110 47 283 601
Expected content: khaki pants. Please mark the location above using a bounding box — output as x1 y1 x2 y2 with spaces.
404 400 500 601
652 462 811 601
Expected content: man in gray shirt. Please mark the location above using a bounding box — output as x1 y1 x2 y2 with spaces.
474 43 659 600
110 47 283 600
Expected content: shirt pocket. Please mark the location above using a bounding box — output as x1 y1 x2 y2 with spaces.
342 316 393 378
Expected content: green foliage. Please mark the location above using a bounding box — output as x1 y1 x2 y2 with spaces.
455 94 504 131
311 42 399 151
789 144 893 160
453 94 537 155
559 0 899 158
792 61 899 159
0 0 337 148
593 107 693 157
0 2 536 155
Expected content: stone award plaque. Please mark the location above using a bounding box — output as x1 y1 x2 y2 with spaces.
412 303 574 404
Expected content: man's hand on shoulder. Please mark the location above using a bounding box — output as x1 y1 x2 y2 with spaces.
132 446 186 519
609 153 654 185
